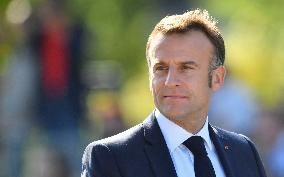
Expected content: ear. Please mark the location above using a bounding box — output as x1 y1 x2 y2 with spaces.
211 66 226 91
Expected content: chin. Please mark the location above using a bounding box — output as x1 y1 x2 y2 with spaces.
162 109 186 121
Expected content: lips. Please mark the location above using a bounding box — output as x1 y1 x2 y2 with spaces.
163 95 188 99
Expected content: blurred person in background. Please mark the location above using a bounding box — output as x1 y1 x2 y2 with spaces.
30 1 86 176
0 16 38 177
81 9 267 177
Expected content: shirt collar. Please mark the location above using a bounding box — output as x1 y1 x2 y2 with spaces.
155 109 213 153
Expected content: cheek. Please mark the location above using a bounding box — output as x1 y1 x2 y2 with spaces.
151 77 164 97
184 73 210 93
150 76 157 94
150 79 161 106
195 70 210 86
151 78 159 93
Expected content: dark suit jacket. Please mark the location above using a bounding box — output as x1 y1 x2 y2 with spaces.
82 113 267 177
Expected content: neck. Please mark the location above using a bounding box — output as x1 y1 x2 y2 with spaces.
170 114 207 134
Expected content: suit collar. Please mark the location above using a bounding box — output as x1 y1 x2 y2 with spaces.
143 113 178 177
142 113 235 177
209 124 235 177
155 109 214 152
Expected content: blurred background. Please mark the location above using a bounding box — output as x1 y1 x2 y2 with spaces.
0 0 284 177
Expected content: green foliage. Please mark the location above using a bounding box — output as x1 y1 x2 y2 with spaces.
0 0 9 10
69 0 157 82
0 0 10 74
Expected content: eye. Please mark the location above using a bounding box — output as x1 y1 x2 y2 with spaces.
181 64 195 71
154 65 168 72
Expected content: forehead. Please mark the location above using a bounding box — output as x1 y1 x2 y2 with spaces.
149 30 214 64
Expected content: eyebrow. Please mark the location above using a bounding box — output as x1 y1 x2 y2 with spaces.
153 61 166 66
152 60 199 68
180 61 198 66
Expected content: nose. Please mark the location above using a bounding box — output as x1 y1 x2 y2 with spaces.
165 68 180 87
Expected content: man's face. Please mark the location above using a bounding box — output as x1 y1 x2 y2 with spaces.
148 30 224 124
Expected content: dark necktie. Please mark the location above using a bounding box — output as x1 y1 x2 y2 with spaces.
183 136 216 177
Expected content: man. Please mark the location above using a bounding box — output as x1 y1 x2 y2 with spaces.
81 9 267 177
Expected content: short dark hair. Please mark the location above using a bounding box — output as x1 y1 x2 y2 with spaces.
146 9 225 87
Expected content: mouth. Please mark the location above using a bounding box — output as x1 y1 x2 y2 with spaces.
163 95 188 99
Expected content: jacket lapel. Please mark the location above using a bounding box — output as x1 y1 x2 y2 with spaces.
142 114 236 177
143 113 178 177
209 124 235 177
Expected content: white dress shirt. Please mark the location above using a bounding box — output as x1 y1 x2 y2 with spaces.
155 109 226 177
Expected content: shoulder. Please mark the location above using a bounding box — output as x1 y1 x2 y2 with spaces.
212 126 251 143
84 122 144 157
211 126 267 177
81 123 145 177
85 112 157 152
211 125 261 157
215 126 262 159
212 127 259 160
91 123 143 147
212 126 256 151
212 125 254 145
212 126 262 163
